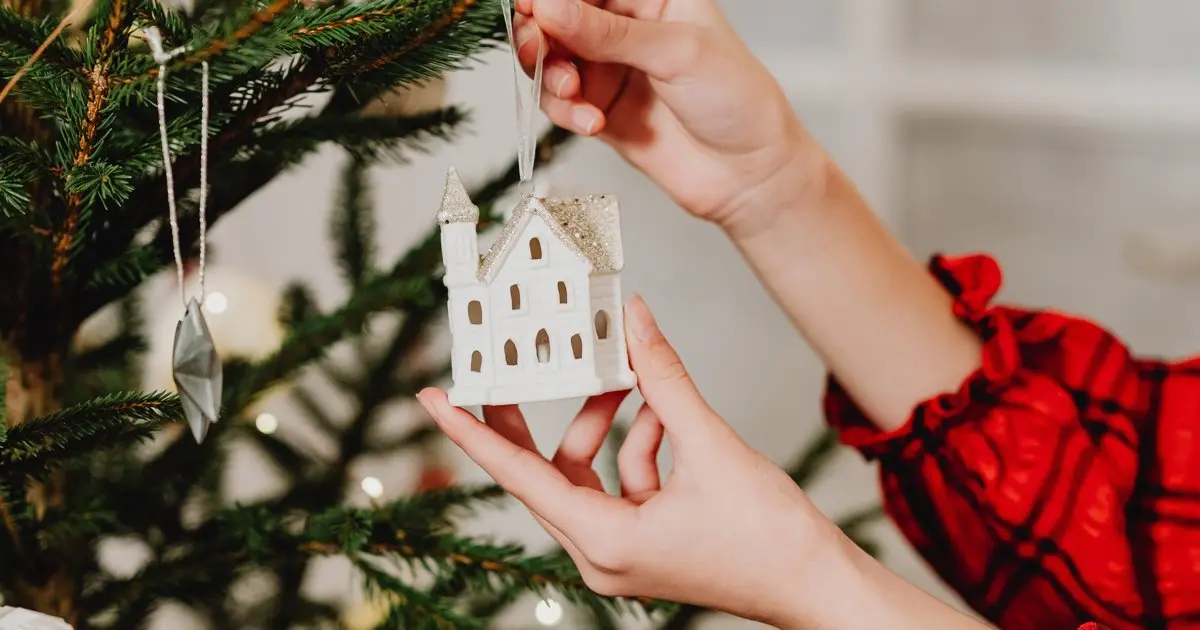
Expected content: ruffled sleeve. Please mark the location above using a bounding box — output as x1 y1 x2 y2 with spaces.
824 254 1153 629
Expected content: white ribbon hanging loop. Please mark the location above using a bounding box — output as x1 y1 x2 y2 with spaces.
499 0 544 187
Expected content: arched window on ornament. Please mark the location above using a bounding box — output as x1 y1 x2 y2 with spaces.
536 329 551 363
470 351 483 372
504 340 518 366
557 281 569 305
594 310 610 340
510 284 521 310
571 334 583 360
529 237 543 260
467 300 483 325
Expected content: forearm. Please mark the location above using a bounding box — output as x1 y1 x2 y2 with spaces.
724 136 981 430
774 528 993 630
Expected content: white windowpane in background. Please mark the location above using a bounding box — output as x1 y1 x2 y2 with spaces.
900 114 1200 356
903 0 1200 71
716 0 839 52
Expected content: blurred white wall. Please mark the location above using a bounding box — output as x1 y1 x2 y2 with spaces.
180 1 1200 627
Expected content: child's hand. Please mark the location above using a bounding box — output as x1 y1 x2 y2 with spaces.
416 295 842 626
418 297 989 628
512 0 823 239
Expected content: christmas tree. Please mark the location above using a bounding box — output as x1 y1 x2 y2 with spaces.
0 0 883 627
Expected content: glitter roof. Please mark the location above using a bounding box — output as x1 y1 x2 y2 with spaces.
476 194 623 284
436 167 479 224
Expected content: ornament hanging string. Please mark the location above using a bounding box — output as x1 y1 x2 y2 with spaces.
147 28 210 309
499 0 544 188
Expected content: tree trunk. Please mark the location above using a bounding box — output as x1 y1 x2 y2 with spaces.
6 356 57 426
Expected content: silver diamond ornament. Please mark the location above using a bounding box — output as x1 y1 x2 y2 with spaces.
172 298 222 443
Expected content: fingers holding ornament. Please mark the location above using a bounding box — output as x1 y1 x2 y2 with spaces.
477 405 596 565
539 87 606 136
512 7 633 131
550 391 628 491
515 14 584 101
481 404 538 451
552 390 627 479
417 388 632 543
618 403 664 503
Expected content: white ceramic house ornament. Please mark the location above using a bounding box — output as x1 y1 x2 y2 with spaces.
0 607 74 629
438 168 636 407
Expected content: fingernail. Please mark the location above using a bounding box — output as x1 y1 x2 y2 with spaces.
515 23 535 55
627 294 659 342
537 0 579 26
547 65 573 97
415 393 435 417
571 106 599 135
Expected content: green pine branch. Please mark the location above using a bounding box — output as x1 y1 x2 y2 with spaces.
108 0 297 88
0 391 182 478
0 7 85 69
0 0 651 625
89 545 245 629
244 430 323 482
221 272 436 415
82 130 558 611
289 384 340 437
187 0 251 25
381 484 508 526
326 0 506 106
51 0 146 289
37 500 120 551
254 106 470 166
356 558 481 630
86 488 513 625
334 153 377 287
79 105 467 322
75 0 507 329
0 138 47 218
81 0 138 65
96 129 563 564
97 0 499 266
301 503 664 619
292 0 468 50
277 281 319 332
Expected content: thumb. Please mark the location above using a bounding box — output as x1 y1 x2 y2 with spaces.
532 0 699 80
624 295 717 430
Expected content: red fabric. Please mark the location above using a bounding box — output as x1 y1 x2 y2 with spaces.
823 253 1200 630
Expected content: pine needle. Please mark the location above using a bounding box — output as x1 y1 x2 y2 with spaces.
0 0 93 105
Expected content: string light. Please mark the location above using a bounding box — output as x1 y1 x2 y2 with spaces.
361 476 384 499
205 291 228 314
534 598 563 626
255 413 278 434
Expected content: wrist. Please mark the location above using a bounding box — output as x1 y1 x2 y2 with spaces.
769 528 992 630
715 124 832 244
764 525 875 629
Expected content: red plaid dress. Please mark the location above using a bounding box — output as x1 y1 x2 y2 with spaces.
823 254 1200 630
